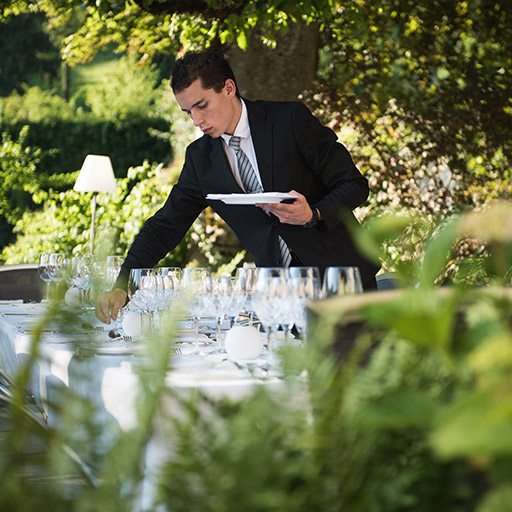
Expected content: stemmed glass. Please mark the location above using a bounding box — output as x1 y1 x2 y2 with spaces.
251 267 290 355
128 268 161 333
181 267 210 352
225 275 247 328
235 267 259 326
38 252 53 301
204 275 234 348
48 253 67 294
287 266 321 340
106 255 124 289
322 266 363 298
156 267 182 309
155 267 182 327
68 256 92 308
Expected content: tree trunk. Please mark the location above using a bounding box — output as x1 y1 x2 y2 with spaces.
224 21 320 101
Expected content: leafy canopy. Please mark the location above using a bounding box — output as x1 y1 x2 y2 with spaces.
1 0 333 63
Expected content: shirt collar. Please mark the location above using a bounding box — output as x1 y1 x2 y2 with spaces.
221 99 250 145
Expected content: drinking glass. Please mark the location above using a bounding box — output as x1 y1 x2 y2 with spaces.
68 256 92 307
38 252 53 301
251 267 290 354
204 275 234 346
128 268 161 317
287 266 321 339
235 267 259 326
322 266 363 299
156 267 182 309
225 275 247 327
180 267 210 351
106 255 124 289
48 252 66 284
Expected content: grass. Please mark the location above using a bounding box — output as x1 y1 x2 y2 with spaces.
69 47 122 97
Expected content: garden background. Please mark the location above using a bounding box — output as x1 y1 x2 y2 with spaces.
1 1 512 511
1 0 511 282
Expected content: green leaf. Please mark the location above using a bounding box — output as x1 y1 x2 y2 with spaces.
431 391 512 459
354 388 438 431
236 28 248 50
419 218 459 286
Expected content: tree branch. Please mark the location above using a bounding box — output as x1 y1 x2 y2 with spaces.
131 0 244 18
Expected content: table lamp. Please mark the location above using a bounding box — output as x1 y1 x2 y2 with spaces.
74 154 117 254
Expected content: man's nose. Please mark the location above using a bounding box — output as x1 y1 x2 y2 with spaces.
191 112 203 127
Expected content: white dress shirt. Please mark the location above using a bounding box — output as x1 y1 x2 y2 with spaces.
220 100 263 192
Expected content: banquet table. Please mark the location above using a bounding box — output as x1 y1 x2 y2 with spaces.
0 299 294 510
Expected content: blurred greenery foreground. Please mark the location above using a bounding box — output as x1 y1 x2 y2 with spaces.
0 201 511 512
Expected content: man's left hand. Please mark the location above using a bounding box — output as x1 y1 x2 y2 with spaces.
256 190 316 225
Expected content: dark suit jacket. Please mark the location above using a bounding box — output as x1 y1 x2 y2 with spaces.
118 99 379 287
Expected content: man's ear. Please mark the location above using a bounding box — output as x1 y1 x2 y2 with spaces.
224 78 237 97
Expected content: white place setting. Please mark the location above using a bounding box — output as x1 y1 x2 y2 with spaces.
0 257 364 510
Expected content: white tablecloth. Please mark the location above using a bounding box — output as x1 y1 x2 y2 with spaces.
0 300 293 510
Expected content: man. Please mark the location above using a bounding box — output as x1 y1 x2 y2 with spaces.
96 49 379 324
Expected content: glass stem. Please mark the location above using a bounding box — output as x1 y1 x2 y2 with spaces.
216 318 222 346
193 316 200 355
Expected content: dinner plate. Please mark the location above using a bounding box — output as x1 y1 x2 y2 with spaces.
206 192 296 205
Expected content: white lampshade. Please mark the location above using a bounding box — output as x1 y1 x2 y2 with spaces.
74 154 117 193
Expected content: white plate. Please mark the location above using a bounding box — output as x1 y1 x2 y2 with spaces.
206 192 296 205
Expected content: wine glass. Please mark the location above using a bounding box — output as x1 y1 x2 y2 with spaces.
68 256 92 308
225 275 247 328
235 267 259 326
156 267 182 309
38 252 53 301
128 268 161 331
322 266 363 298
287 266 321 340
251 267 290 355
155 267 182 328
204 275 234 348
106 255 124 289
180 267 210 352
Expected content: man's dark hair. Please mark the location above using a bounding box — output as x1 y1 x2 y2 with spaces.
170 49 240 97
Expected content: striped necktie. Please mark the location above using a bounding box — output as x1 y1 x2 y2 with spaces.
229 136 292 267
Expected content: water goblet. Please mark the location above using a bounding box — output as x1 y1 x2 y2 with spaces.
204 275 234 348
235 267 259 326
251 267 290 355
128 268 161 332
322 266 363 299
156 267 182 310
287 266 321 340
38 252 53 301
68 256 92 308
106 255 124 289
181 268 210 353
225 275 247 327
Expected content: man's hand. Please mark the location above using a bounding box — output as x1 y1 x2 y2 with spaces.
95 288 127 324
256 190 318 225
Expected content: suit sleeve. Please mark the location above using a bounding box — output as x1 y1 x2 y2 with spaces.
115 152 207 290
291 102 370 231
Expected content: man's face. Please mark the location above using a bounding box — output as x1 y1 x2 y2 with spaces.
175 78 241 138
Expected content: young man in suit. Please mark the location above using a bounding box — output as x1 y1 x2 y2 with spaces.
96 49 379 324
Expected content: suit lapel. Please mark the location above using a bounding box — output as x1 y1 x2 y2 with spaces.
208 138 244 193
245 100 273 192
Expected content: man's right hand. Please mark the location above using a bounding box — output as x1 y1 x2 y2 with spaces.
95 288 128 324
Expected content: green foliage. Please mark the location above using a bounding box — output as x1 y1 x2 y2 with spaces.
0 161 182 264
2 205 512 510
0 54 174 177
0 12 61 94
80 55 164 123
0 1 334 64
0 127 40 225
